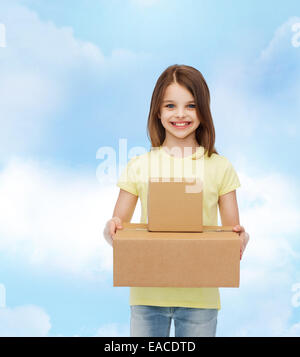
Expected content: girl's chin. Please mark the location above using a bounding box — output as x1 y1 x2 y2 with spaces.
165 130 194 139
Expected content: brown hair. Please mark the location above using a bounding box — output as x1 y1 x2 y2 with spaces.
146 64 218 157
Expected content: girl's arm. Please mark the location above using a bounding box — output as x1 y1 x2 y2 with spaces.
103 189 138 246
218 190 240 226
218 190 249 259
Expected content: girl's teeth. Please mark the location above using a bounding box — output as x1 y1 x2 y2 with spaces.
172 122 190 126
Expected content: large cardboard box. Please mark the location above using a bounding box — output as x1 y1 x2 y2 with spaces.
113 222 240 288
147 177 203 232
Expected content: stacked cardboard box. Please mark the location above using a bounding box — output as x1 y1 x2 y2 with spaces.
113 177 240 287
147 177 203 232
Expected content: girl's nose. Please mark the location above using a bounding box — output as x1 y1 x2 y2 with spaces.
175 107 186 117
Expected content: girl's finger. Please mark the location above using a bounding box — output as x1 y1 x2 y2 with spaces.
109 221 116 235
112 216 122 225
233 225 245 233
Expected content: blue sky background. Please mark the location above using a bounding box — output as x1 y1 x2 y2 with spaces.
0 0 300 337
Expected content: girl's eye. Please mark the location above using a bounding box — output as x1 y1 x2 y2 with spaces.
165 104 196 108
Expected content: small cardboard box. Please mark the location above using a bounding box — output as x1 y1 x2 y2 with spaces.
113 222 240 288
147 177 203 232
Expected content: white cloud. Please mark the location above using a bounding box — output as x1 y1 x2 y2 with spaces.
0 283 6 308
211 16 300 151
254 16 300 103
0 305 51 337
211 78 257 141
0 156 141 280
217 164 300 337
237 170 300 265
283 322 300 337
0 1 151 159
94 322 130 337
259 16 300 61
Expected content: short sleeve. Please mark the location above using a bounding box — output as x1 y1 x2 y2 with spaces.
218 158 241 196
116 157 139 196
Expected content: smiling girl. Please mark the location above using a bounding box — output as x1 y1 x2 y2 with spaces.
103 64 249 337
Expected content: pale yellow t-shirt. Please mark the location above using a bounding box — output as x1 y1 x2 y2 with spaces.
116 145 241 310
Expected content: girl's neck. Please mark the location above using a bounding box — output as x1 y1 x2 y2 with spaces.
161 137 200 158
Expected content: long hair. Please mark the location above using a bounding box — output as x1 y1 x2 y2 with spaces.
147 64 218 157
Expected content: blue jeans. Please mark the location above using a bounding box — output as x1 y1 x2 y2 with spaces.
130 305 218 337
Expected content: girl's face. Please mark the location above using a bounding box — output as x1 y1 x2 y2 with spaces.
159 83 200 143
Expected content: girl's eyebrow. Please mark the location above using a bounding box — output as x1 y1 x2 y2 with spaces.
162 100 195 103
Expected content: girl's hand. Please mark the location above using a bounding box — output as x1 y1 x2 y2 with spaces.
103 217 123 246
232 225 250 260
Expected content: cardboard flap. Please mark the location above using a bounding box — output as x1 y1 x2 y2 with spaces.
122 222 235 232
115 222 239 240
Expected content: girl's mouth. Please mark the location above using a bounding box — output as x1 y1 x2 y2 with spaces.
170 121 192 129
